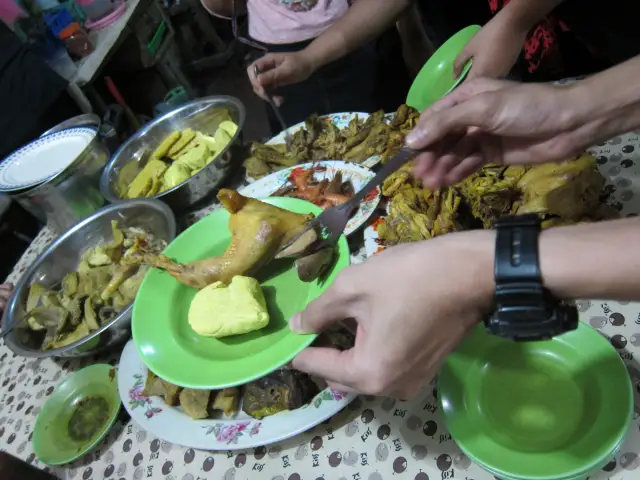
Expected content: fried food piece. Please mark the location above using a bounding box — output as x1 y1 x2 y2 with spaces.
179 389 211 419
142 371 182 406
210 388 240 416
126 189 315 288
168 129 197 158
151 131 181 159
242 369 319 419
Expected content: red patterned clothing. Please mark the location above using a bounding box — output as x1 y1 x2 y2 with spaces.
488 0 567 76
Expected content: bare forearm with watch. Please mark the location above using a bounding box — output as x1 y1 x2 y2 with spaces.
286 215 640 397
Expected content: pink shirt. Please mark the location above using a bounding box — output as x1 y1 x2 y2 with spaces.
249 0 349 44
201 0 350 45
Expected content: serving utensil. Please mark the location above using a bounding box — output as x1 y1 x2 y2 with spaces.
277 145 418 255
253 64 293 149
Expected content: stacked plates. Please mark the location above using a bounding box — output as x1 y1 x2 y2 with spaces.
0 126 97 193
439 323 633 480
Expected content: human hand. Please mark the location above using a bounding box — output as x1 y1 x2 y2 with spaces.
247 51 316 105
406 77 593 188
290 230 495 398
453 16 527 80
0 283 14 320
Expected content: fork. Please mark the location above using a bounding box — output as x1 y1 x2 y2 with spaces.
253 64 293 150
277 146 419 256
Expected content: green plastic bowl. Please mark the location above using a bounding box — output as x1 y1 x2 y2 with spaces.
33 364 121 465
406 25 481 111
439 323 633 480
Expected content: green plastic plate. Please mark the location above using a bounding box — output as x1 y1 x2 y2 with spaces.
406 25 481 111
132 197 350 390
439 323 633 480
33 364 121 465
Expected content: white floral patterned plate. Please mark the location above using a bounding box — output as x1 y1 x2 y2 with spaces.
245 112 381 184
118 341 356 450
239 161 381 236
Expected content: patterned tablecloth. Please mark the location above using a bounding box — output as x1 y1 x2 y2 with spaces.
2 132 640 480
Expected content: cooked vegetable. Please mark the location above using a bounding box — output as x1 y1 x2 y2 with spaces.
295 247 334 282
244 105 420 179
123 120 237 199
242 369 320 420
21 223 166 351
376 154 617 247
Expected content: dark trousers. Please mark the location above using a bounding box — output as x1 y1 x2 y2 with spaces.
253 28 411 135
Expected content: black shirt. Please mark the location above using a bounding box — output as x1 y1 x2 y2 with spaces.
0 22 68 158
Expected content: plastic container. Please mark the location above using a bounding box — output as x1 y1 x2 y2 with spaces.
59 22 94 59
43 44 77 80
44 7 74 38
34 0 60 11
75 0 114 21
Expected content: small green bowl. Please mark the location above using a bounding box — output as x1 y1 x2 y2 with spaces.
33 364 121 465
439 323 633 480
406 25 481 111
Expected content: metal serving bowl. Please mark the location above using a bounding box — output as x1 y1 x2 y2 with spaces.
100 96 246 212
11 125 109 233
3 200 176 358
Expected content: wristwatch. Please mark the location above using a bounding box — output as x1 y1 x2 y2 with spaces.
485 214 578 341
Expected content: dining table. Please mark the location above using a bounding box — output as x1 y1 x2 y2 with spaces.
1 126 640 480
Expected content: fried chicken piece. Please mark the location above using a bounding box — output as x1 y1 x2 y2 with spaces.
126 189 315 288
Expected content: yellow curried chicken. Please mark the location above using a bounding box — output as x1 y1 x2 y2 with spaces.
377 153 617 246
126 189 314 289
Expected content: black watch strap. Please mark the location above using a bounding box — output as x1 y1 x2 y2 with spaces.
486 214 578 341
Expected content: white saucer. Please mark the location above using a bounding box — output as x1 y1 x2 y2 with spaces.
0 127 96 192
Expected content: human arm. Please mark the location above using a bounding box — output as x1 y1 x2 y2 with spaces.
200 0 245 19
405 55 640 187
454 0 566 79
290 216 640 397
249 0 410 101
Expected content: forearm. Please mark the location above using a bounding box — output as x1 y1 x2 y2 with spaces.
498 0 567 31
463 217 640 309
565 56 640 140
540 217 640 301
201 0 245 18
303 0 410 71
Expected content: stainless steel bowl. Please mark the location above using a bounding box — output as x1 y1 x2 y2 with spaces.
100 96 246 212
3 200 176 358
40 113 101 137
11 126 109 233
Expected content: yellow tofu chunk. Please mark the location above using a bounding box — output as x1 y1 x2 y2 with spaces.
188 276 269 338
151 131 181 159
126 159 168 199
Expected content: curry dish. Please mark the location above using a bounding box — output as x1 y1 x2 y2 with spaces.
377 153 618 246
244 104 420 179
19 224 165 351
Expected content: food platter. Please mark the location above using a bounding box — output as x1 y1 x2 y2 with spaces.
245 107 420 183
363 218 386 258
239 161 381 235
265 112 382 169
132 195 351 389
118 340 356 450
0 126 96 192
